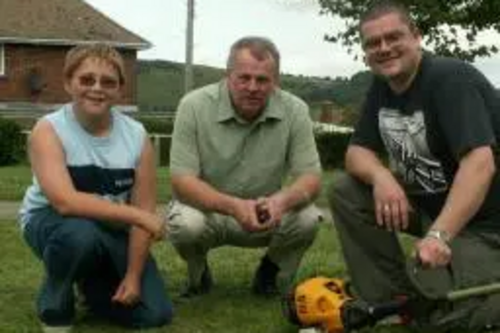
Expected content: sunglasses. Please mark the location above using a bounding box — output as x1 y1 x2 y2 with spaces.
77 75 120 89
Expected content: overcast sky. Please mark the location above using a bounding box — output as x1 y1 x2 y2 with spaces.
85 0 500 85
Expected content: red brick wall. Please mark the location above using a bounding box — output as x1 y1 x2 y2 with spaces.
0 44 137 105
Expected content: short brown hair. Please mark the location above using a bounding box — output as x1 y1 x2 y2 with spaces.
226 36 280 78
63 44 126 85
359 1 417 33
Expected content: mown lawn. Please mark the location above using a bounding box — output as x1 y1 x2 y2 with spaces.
2 218 481 333
0 220 359 333
0 165 32 201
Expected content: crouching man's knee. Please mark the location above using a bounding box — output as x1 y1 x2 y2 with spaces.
285 205 321 245
166 202 208 246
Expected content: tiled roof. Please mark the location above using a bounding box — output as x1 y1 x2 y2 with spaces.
0 0 151 49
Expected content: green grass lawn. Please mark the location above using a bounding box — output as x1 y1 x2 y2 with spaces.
0 221 357 333
0 220 423 333
3 218 482 333
0 165 32 201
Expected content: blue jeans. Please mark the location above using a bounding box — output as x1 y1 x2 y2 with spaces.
23 207 173 328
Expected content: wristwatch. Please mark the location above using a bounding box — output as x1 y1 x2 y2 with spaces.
425 229 451 246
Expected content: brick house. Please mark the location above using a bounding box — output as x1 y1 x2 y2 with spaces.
0 0 151 112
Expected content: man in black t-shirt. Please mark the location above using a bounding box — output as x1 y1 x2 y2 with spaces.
328 1 500 330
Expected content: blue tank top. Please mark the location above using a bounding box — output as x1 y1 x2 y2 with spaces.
19 104 146 229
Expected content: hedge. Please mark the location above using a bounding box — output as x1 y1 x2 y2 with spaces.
138 118 174 135
0 117 25 166
314 131 351 170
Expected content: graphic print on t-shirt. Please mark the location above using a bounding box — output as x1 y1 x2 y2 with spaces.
379 108 448 194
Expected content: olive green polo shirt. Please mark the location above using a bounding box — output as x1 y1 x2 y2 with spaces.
170 80 321 199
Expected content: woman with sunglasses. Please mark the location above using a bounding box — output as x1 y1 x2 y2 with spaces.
19 44 173 332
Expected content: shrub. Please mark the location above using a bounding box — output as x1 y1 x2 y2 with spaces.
0 117 25 165
147 133 171 167
136 117 174 134
159 135 171 166
314 131 352 170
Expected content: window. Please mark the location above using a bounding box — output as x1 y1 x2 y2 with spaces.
0 45 4 76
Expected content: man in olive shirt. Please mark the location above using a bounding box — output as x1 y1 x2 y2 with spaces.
167 36 322 297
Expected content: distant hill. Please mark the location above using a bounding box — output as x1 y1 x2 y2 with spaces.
136 59 372 114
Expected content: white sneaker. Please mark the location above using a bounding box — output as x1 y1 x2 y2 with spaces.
42 324 72 333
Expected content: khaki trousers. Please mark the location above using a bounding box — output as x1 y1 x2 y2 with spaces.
166 200 321 292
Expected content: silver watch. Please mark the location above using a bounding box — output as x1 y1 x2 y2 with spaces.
425 229 451 246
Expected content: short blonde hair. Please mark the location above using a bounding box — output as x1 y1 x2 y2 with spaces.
63 44 126 85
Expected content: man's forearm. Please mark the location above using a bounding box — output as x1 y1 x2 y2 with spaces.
345 145 390 186
431 146 495 239
275 173 321 212
171 175 235 215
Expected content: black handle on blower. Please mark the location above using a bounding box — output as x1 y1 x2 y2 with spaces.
342 297 409 331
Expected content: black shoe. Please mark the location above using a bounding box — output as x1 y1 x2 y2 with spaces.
179 262 213 298
252 255 279 296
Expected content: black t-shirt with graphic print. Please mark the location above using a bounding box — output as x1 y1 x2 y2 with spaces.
352 53 500 226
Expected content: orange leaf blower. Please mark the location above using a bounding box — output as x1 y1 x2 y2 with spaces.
283 276 410 333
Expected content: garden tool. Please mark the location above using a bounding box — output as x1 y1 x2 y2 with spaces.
285 258 500 333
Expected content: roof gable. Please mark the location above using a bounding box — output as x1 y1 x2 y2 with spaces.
0 0 151 49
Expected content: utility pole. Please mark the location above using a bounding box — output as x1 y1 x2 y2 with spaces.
184 0 195 93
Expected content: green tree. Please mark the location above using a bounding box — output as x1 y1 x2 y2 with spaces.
317 0 500 61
